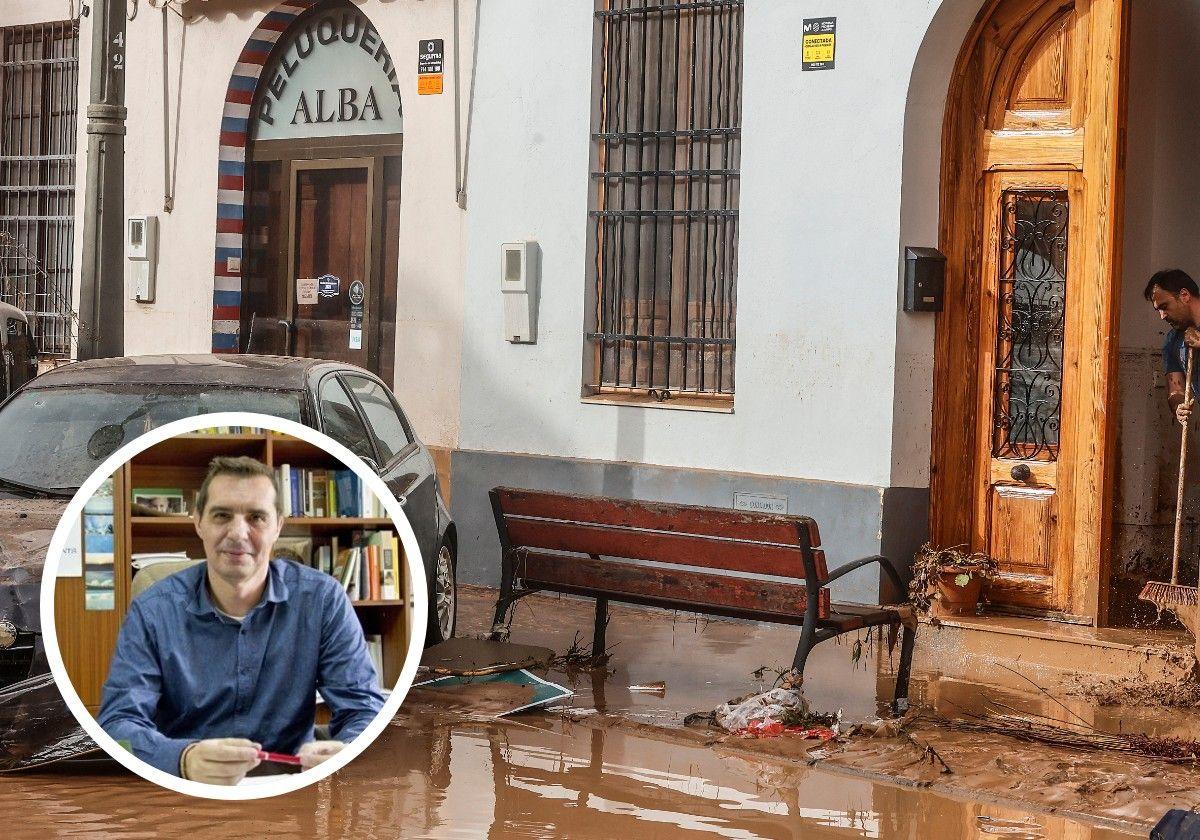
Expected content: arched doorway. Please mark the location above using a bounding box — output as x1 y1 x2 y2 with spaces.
210 0 402 383
931 0 1129 624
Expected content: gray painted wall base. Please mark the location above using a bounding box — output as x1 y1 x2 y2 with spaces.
449 449 929 605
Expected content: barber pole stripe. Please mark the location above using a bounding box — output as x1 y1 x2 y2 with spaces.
210 0 317 354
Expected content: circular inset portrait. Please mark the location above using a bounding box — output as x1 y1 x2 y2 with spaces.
40 412 427 799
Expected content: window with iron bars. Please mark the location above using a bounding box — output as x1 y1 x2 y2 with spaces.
0 21 79 358
587 0 742 402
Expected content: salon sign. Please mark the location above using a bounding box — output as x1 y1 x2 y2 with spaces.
255 7 404 141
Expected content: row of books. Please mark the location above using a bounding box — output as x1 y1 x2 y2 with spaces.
311 530 402 602
276 465 387 519
194 426 263 435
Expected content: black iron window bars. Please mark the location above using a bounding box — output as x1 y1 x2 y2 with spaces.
0 21 79 358
588 0 742 399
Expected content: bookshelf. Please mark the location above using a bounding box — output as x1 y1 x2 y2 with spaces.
57 429 411 710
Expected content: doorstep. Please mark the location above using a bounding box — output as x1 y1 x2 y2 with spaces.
911 612 1196 692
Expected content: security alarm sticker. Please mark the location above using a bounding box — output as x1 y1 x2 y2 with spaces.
802 17 836 71
418 38 444 95
318 274 341 298
348 280 366 306
296 277 318 305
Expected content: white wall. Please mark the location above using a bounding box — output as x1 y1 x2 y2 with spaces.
1113 0 1200 590
459 0 960 490
0 0 471 450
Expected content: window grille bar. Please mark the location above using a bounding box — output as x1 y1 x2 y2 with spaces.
591 169 739 178
0 21 79 357
593 127 738 140
587 332 735 345
596 0 742 20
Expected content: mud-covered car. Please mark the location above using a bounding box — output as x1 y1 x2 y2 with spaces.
0 354 457 770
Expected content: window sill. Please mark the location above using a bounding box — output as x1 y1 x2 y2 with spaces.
580 393 734 414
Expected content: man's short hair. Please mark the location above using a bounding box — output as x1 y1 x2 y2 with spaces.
1144 269 1200 301
195 455 283 517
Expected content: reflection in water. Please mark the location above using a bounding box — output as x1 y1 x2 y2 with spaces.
0 712 1134 839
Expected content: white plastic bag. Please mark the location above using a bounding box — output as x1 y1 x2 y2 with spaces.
714 687 809 732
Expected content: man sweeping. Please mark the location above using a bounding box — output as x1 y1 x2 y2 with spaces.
1146 268 1200 425
1142 269 1200 647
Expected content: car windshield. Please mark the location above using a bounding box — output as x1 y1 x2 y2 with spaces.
0 385 305 492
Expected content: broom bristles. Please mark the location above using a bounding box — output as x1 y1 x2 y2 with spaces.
1139 580 1200 607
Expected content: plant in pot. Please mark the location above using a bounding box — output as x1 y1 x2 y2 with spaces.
908 543 999 619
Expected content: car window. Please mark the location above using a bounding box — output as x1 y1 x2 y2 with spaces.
318 377 376 462
0 386 305 492
344 375 411 464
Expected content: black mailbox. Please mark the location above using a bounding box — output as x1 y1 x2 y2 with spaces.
903 246 946 312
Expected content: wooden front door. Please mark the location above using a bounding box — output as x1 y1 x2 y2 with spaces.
933 0 1129 621
242 141 402 383
290 160 373 368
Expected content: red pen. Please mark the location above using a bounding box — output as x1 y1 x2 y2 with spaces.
257 750 302 766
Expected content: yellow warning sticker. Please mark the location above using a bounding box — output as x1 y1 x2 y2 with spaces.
802 17 837 71
803 34 835 64
418 74 443 95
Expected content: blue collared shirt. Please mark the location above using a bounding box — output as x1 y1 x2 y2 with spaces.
97 558 385 777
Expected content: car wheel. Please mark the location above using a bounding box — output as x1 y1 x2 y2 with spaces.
426 541 457 645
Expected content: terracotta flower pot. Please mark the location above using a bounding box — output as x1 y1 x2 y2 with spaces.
931 567 985 618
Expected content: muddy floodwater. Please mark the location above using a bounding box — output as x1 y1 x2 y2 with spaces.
1 587 1185 837
1 715 1139 839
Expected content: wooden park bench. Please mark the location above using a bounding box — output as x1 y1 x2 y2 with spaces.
488 487 917 705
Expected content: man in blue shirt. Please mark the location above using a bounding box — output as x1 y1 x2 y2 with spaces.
1146 269 1200 426
98 455 384 785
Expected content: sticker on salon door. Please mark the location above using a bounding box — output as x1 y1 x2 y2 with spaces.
296 278 318 305
349 329 363 350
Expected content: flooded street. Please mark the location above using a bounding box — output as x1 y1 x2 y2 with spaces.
0 586 1174 838
0 715 1139 839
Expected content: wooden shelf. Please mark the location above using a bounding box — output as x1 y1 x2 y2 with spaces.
351 599 407 607
134 433 268 466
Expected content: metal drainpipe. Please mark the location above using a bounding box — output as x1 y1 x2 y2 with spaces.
77 0 127 360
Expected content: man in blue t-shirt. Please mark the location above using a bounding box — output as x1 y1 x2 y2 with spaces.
1146 268 1200 426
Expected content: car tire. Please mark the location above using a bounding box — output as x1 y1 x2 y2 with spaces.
426 540 457 645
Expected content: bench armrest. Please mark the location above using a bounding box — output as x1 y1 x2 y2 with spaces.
823 554 906 602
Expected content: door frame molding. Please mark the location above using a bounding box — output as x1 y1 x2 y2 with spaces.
930 0 1130 624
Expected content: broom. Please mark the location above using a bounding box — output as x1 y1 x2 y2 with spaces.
1140 346 1200 610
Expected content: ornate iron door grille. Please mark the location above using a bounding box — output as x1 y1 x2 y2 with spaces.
0 21 78 358
992 189 1069 461
587 0 742 398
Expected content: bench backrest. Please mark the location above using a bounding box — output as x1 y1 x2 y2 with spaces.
490 487 829 583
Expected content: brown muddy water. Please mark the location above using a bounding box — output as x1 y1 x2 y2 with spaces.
0 587 1177 838
0 715 1139 839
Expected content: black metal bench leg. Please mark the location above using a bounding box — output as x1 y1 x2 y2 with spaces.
593 597 608 657
791 618 817 676
489 550 516 640
892 624 916 712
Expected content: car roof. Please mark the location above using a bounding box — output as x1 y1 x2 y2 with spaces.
23 354 364 390
0 301 28 323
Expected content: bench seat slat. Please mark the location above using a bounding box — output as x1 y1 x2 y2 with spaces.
495 486 821 547
518 552 831 621
505 517 808 579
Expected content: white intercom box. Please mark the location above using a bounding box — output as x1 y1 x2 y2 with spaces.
501 240 539 343
127 215 159 303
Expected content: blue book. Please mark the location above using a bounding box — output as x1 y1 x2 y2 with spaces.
291 470 302 517
335 471 356 517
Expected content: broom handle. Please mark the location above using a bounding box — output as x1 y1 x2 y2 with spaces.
1173 347 1196 585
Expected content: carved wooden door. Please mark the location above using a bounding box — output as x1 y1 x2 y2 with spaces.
934 0 1128 621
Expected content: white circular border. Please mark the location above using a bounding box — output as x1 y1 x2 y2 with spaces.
39 411 429 799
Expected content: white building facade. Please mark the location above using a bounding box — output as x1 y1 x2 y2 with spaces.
8 0 1181 627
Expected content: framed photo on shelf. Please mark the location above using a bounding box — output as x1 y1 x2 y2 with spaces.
131 488 187 516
